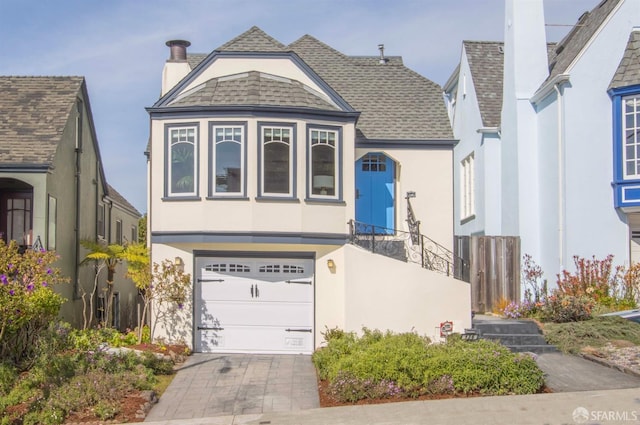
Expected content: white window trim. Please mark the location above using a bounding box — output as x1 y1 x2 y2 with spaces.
623 95 640 180
211 124 246 197
460 153 475 220
167 125 198 197
308 127 340 201
260 126 294 197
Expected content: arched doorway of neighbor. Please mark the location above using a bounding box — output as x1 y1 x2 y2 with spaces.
0 178 34 250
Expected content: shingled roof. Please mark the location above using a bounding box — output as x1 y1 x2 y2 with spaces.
107 184 141 217
169 71 339 110
217 26 288 52
609 30 640 90
0 76 84 166
177 27 453 141
459 41 557 128
288 35 453 140
463 41 504 128
546 0 623 83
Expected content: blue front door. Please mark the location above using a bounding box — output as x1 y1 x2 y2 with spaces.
355 153 395 234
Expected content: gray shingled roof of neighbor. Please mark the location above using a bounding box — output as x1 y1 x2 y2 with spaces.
107 184 141 217
609 31 640 90
0 76 84 166
460 41 557 128
546 0 622 84
169 71 339 110
463 41 504 128
179 26 453 141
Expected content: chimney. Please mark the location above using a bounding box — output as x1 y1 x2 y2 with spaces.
161 40 193 96
166 40 191 62
378 44 388 64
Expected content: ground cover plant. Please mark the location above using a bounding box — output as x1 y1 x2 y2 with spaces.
0 323 186 424
312 328 544 404
543 316 640 354
0 239 191 424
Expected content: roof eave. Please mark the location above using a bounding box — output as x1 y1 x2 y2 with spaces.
0 163 52 173
146 105 361 120
531 73 571 105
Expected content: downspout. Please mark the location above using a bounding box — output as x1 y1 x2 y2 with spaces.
74 99 83 299
554 83 565 271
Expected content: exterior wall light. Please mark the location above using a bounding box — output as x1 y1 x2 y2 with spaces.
327 259 335 269
175 256 185 273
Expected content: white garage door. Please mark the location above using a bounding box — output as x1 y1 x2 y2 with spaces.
194 256 314 354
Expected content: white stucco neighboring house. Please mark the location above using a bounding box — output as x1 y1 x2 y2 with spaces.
445 0 640 280
146 27 471 354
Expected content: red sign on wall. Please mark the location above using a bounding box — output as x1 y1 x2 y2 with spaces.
440 321 453 337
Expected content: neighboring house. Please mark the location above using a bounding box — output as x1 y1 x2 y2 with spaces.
0 76 141 330
146 27 471 354
445 0 640 280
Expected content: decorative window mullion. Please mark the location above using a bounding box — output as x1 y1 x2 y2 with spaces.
308 126 340 200
166 124 198 197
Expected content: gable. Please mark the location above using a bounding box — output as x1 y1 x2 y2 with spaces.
154 51 353 113
545 0 623 85
0 76 83 166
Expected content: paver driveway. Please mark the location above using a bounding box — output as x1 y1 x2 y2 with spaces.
144 354 320 421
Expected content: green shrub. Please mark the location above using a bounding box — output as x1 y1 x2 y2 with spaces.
313 329 544 402
0 241 67 367
141 351 174 375
541 294 594 323
0 362 17 397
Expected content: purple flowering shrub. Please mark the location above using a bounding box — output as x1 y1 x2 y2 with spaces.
313 330 544 403
0 240 67 365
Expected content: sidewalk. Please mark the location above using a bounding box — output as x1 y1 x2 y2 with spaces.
143 387 640 425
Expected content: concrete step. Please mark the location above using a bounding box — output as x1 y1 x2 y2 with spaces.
473 320 542 336
506 344 559 354
482 333 548 346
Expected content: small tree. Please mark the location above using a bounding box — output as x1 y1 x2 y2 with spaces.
80 240 124 329
121 244 191 343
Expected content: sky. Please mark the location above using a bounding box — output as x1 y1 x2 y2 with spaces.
0 0 599 213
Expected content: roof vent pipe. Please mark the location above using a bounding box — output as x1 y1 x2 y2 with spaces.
166 40 191 62
378 44 388 64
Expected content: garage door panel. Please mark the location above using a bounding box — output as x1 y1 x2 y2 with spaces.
195 256 314 354
199 280 312 302
201 301 312 327
199 326 313 354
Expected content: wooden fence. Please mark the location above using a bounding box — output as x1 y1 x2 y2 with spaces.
454 236 521 313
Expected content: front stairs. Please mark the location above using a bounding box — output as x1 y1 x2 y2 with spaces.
472 316 558 354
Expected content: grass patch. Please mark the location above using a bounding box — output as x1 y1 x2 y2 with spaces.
313 329 544 403
543 316 640 354
153 374 175 397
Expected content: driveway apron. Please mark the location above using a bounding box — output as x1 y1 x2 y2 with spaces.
144 354 320 421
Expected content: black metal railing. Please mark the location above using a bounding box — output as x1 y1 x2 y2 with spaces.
348 219 469 281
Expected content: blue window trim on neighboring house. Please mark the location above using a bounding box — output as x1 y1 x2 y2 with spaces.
610 84 640 209
164 122 200 199
257 121 297 200
208 121 248 199
305 124 343 202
